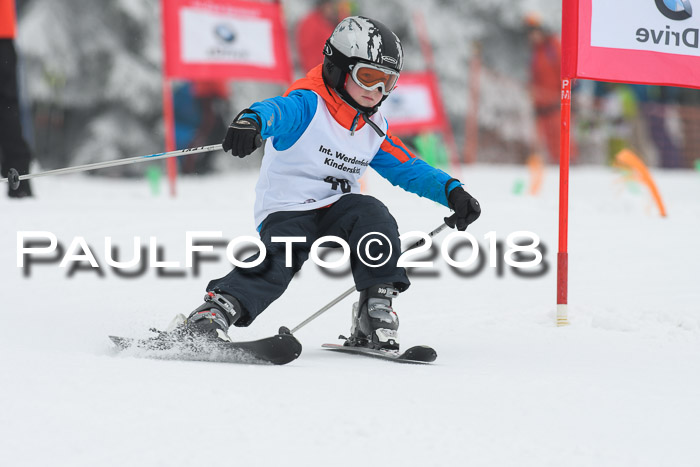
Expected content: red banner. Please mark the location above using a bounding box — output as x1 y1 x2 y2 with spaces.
563 0 700 89
380 72 447 134
162 0 292 83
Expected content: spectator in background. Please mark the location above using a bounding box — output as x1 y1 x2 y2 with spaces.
631 85 684 168
173 81 229 174
593 82 641 164
675 86 700 168
0 0 33 197
296 0 338 73
525 13 566 164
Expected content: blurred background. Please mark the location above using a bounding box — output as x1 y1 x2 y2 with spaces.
11 0 700 182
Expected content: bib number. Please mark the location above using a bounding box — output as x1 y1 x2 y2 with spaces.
324 176 352 193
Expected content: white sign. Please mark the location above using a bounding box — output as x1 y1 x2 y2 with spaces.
591 0 700 57
381 84 435 124
180 8 274 66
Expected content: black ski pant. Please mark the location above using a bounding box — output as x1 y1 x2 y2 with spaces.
206 194 410 326
0 40 32 179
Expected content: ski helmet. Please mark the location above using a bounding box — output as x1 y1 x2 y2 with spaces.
322 16 404 114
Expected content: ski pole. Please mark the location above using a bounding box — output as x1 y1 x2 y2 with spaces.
0 137 258 190
0 144 222 190
280 214 458 335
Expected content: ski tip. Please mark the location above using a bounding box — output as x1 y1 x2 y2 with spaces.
268 333 303 365
399 345 437 363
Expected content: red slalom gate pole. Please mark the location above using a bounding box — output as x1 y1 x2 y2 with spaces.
557 78 572 326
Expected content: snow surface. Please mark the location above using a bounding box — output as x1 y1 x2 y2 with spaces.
2 163 700 466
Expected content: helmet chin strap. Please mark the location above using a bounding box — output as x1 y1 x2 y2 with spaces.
335 87 386 137
361 113 386 137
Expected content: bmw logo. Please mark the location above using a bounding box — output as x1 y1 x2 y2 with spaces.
656 0 693 20
214 24 236 43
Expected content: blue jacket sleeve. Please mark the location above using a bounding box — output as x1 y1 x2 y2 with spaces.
242 90 318 151
370 129 462 207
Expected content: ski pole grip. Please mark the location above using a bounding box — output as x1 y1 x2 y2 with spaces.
254 134 263 149
444 213 457 229
8 168 21 190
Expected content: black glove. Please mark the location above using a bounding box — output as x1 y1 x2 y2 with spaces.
222 110 263 157
446 186 481 231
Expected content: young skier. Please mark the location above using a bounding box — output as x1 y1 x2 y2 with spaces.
184 16 481 350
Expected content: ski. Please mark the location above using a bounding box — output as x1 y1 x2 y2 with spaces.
110 330 302 365
322 341 437 364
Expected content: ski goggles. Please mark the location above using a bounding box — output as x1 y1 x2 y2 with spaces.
349 62 400 96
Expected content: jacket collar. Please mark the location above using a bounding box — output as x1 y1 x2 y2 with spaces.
284 64 367 132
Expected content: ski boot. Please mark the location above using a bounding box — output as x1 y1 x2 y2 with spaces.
183 291 243 341
347 284 400 351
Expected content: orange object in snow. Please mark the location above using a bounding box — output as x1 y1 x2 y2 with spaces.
527 153 544 195
615 149 667 217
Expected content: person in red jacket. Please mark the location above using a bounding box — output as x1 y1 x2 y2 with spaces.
0 0 33 197
526 14 564 164
295 0 338 73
